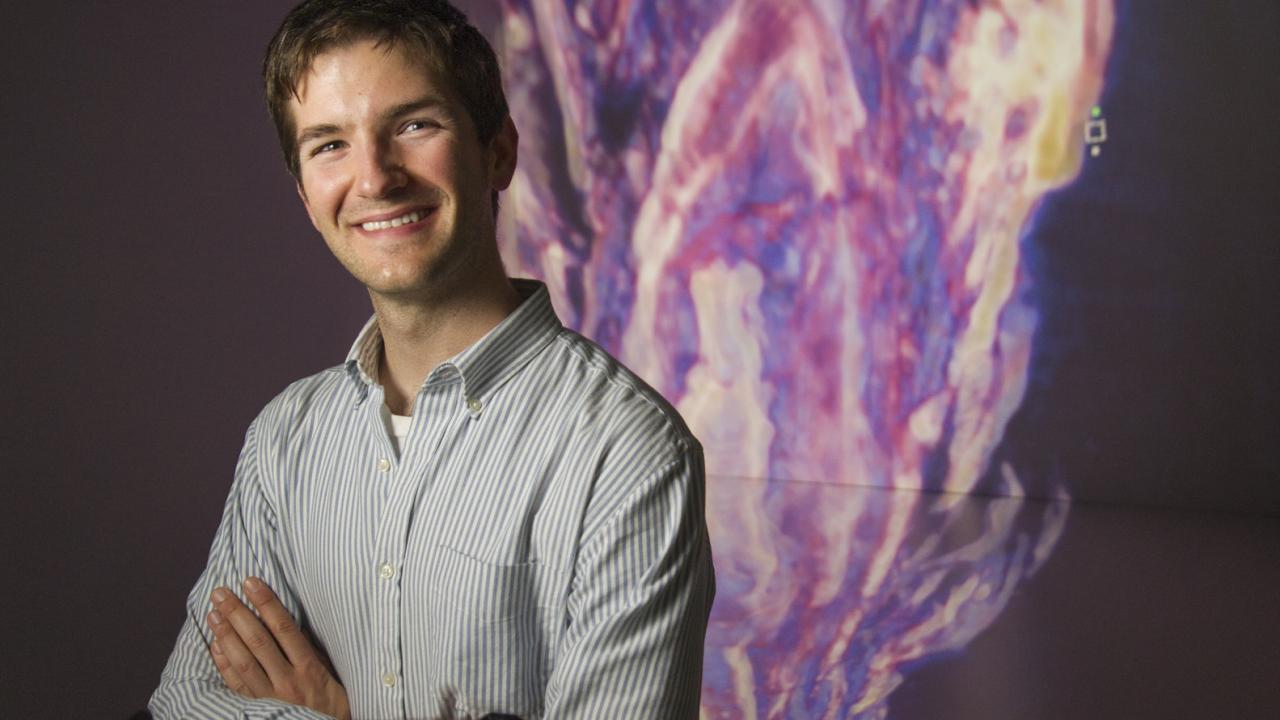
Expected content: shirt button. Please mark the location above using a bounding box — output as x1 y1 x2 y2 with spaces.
378 563 395 579
466 397 482 413
376 457 391 472
381 672 397 688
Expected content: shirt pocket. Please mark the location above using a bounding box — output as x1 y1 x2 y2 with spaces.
431 544 551 719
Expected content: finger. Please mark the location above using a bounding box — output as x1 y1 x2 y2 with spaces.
208 634 252 698
243 577 318 668
208 607 266 696
210 587 285 695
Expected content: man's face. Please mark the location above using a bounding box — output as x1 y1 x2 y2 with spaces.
290 39 515 299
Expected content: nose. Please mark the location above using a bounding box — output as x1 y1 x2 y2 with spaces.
354 138 407 198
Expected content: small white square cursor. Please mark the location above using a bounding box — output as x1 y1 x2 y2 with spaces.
1085 119 1107 144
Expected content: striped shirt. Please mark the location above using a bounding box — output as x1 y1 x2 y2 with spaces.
150 280 715 720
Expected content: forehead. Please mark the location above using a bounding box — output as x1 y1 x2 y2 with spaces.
290 38 456 120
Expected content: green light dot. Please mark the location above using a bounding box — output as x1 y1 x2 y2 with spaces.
1091 106 1102 118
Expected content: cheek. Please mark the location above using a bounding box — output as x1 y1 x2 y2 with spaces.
299 173 344 222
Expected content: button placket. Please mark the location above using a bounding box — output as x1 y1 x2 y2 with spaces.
358 385 411 709
371 383 459 705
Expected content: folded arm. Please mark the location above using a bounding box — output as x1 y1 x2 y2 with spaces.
149 420 335 720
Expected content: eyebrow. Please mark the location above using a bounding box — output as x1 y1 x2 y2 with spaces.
295 95 450 148
297 123 343 148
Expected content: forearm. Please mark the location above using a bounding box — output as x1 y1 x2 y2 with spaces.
150 420 328 719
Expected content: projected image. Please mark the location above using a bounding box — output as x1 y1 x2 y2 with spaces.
492 0 1114 715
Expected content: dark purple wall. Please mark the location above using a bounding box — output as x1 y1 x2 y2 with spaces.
2 3 368 715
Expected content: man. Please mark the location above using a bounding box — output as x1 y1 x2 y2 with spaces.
149 1 714 718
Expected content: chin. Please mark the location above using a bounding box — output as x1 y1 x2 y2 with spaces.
353 257 432 290
363 275 430 297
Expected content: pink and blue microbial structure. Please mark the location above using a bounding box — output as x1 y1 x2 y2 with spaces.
495 0 1115 716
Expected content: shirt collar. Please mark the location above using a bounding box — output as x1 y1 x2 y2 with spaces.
344 279 562 408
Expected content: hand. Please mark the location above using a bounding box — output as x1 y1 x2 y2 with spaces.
207 577 351 720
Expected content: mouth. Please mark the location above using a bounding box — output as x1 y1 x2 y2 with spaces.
353 207 435 233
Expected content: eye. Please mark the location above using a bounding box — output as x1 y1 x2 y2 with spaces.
311 140 345 156
402 119 440 134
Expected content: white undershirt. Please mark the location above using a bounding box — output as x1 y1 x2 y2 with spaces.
377 401 413 455
371 361 413 454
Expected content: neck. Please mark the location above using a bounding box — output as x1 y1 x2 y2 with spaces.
373 273 522 415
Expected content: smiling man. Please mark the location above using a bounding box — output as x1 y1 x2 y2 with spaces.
148 2 714 718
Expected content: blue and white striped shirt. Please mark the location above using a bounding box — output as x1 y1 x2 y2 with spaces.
150 280 715 719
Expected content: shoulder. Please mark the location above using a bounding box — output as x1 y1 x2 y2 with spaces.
231 364 360 502
534 331 706 545
536 328 700 469
247 363 357 448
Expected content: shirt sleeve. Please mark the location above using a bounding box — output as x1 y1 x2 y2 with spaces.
543 442 717 719
149 419 332 720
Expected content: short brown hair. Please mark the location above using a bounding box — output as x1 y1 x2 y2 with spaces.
264 0 508 178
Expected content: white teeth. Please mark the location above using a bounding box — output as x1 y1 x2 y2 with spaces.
361 210 423 231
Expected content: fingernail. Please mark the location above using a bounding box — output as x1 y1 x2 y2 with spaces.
208 609 223 627
244 577 261 594
211 640 222 655
211 588 229 605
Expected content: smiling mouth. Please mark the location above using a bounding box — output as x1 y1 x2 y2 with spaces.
359 209 430 231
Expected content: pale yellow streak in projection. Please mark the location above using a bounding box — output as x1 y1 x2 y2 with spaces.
939 0 1112 496
820 608 866 673
814 477 878 608
907 559 949 606
679 261 775 479
540 242 573 318
527 3 589 193
873 575 984 702
1034 91 1084 183
722 644 760 720
622 1 742 385
897 574 983 652
766 692 789 720
705 476 788 644
861 475 920 598
935 467 1033 566
685 262 783 636
501 8 532 51
623 0 867 403
908 390 951 446
852 649 905 715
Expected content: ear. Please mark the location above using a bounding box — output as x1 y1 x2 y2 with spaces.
487 116 518 192
296 180 321 231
